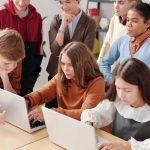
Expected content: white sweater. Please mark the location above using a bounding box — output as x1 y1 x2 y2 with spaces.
97 15 127 63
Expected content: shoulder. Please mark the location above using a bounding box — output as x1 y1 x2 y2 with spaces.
88 76 105 87
81 11 95 24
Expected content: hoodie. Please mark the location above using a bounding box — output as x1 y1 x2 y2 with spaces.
0 0 43 76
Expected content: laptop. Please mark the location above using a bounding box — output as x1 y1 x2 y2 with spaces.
0 88 45 133
42 106 107 150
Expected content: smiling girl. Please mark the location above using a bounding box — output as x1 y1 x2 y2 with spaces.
82 58 150 150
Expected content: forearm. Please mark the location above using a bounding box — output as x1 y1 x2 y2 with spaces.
55 25 66 46
1 75 16 93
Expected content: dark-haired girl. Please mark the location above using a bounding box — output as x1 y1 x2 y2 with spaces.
82 58 150 150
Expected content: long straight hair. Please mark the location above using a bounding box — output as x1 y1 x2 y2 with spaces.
57 42 103 95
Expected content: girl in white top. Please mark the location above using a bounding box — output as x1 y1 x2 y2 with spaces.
81 58 150 150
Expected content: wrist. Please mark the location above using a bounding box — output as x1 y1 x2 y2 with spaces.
26 98 31 107
58 28 65 33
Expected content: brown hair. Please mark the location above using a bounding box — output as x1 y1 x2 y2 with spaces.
57 41 103 95
0 29 25 61
105 58 150 106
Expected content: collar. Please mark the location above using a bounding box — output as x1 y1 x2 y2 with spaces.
114 98 150 123
16 7 29 18
130 29 150 44
70 9 82 23
119 16 126 25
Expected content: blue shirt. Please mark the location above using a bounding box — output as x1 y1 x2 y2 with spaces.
100 35 150 84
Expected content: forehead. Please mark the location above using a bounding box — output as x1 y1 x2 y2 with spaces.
127 10 144 19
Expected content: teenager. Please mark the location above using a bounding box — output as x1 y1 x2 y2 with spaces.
46 0 96 108
97 0 141 63
0 29 25 124
0 0 43 96
82 58 150 150
26 42 105 121
100 2 150 85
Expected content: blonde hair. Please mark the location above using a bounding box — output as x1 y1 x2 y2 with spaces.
0 29 25 61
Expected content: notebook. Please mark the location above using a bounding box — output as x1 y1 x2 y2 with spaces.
42 106 100 150
0 88 45 133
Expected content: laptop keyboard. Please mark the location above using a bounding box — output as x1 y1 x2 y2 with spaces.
29 120 45 129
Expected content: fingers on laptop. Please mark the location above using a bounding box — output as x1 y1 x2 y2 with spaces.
28 107 43 121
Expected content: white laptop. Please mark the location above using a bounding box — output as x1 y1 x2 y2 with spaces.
42 106 107 150
0 88 45 133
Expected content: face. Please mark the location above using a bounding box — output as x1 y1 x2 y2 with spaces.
0 56 18 74
126 10 150 37
115 77 145 108
113 0 135 18
61 53 75 79
58 0 79 15
13 0 30 13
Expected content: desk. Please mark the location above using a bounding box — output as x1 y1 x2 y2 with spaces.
0 123 48 150
17 129 124 150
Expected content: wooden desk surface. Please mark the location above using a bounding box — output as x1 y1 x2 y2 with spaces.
17 129 124 150
0 123 48 150
17 137 64 150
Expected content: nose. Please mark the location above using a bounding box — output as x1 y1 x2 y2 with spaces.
63 65 69 72
114 2 119 9
118 90 125 99
127 20 132 27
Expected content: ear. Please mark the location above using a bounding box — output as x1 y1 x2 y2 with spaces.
147 19 150 29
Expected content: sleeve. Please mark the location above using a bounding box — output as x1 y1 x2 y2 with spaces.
9 61 22 94
81 99 116 128
48 15 63 56
82 17 96 50
54 77 105 120
99 38 120 84
131 137 150 150
25 75 58 106
97 16 115 63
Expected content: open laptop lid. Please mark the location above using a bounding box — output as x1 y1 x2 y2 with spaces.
42 106 98 150
0 88 45 133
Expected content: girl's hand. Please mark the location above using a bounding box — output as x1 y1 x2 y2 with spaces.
97 141 131 150
28 106 44 121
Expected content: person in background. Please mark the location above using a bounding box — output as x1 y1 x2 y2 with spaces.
100 2 150 85
0 29 25 124
45 0 96 108
0 29 25 93
97 0 141 63
81 58 150 150
0 0 43 96
26 42 105 121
